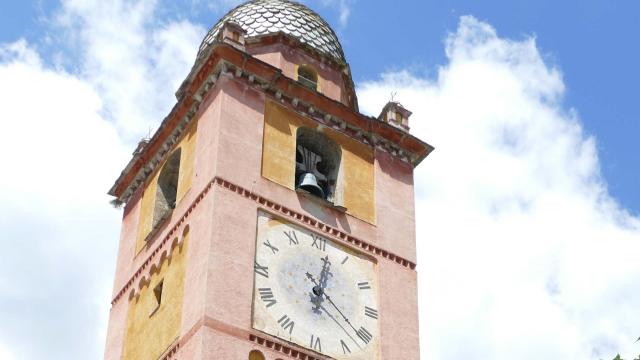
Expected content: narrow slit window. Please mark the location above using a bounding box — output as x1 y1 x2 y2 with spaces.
153 280 163 305
149 279 164 317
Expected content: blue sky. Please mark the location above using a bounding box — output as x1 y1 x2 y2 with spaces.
0 1 639 359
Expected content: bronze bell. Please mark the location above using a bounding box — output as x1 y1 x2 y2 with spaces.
297 172 324 198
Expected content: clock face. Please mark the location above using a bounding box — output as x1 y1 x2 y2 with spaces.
252 212 380 359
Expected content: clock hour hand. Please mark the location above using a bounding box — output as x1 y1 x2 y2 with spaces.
306 256 332 313
305 271 325 313
316 255 332 293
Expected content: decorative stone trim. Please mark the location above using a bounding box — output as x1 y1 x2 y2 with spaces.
218 62 416 164
174 315 330 360
158 340 179 360
110 181 213 305
249 333 331 360
111 176 416 306
213 177 417 270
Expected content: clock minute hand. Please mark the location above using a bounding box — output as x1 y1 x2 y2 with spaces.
305 273 361 338
323 293 360 336
317 303 362 350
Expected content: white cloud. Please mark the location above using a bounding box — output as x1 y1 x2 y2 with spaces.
358 16 640 360
0 340 15 360
192 0 245 13
318 0 353 27
0 1 207 359
56 0 206 142
0 38 127 359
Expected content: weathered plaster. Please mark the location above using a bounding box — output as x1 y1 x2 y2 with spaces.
122 234 189 360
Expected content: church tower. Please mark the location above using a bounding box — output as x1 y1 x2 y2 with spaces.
104 1 433 359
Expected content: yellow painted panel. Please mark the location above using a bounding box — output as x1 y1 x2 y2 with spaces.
134 120 198 254
262 101 298 189
342 143 375 224
322 128 375 224
176 120 198 202
135 170 160 253
122 234 190 360
262 101 376 224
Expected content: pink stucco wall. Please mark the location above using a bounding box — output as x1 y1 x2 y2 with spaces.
249 42 348 105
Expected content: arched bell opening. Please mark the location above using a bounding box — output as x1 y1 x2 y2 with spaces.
295 127 341 202
153 148 181 227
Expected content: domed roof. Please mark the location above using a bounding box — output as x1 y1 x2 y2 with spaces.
198 0 346 63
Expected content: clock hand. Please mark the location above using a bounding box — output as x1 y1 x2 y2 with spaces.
305 271 325 313
323 293 360 336
306 273 361 339
316 301 362 350
316 255 332 293
306 256 332 313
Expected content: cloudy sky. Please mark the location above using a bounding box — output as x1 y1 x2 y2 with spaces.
0 0 639 359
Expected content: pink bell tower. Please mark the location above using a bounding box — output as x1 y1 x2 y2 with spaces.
103 1 433 359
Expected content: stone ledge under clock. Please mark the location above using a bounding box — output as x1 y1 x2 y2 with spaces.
249 333 332 360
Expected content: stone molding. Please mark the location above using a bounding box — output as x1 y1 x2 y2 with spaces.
158 339 179 360
176 315 332 360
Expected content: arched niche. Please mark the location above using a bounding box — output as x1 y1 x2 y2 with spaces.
153 149 181 227
295 127 341 202
297 64 318 90
248 350 265 360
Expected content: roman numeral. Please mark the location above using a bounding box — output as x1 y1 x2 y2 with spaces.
340 339 351 354
254 261 269 278
341 256 349 265
356 327 373 344
310 334 322 352
364 306 378 320
258 288 277 308
311 234 326 251
277 314 295 334
263 239 279 254
357 281 371 290
283 230 299 245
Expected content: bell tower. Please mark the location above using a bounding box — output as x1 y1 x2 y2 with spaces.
103 1 433 359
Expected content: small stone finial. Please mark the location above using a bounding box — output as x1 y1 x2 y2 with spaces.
218 21 246 50
377 101 412 132
133 138 150 156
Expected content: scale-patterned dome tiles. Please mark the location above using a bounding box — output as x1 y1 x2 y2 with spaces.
198 0 346 63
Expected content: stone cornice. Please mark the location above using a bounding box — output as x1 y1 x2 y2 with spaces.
178 315 332 360
108 41 433 203
111 176 418 306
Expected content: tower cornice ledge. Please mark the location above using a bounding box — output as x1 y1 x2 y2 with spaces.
109 41 434 203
